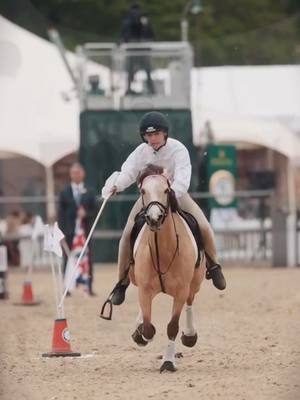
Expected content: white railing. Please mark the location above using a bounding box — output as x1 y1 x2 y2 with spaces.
75 41 193 110
1 190 296 265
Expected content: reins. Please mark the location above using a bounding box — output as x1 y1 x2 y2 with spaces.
148 211 179 293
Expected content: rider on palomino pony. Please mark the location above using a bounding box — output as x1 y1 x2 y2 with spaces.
102 111 226 305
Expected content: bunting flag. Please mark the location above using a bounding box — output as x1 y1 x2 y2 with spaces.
44 222 64 258
64 218 90 293
32 215 45 240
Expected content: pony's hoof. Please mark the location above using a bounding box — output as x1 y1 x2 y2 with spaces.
132 329 148 346
160 361 177 373
181 332 198 347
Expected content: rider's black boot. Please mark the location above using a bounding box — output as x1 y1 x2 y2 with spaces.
111 281 129 305
206 264 226 290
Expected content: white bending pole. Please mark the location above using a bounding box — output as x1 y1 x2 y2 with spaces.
58 196 110 308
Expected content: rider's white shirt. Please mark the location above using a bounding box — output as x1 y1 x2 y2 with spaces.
114 138 191 198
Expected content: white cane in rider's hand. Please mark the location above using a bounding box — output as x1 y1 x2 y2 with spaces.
58 193 113 308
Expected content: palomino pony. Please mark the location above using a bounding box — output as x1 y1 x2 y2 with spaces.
129 165 206 373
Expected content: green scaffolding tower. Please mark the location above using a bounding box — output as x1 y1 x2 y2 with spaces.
77 42 198 262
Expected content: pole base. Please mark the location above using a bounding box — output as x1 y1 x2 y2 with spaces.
14 301 42 306
42 351 81 358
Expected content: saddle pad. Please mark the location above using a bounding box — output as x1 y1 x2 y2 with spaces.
177 210 204 267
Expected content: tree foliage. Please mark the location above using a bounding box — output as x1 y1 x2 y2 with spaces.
1 0 300 66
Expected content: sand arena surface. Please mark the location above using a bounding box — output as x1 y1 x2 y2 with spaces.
1 264 300 400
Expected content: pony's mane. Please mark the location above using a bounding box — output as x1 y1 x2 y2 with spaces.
137 164 164 186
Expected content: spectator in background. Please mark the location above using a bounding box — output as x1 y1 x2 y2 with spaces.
0 190 4 219
4 210 23 266
18 211 34 269
88 75 105 96
58 163 98 296
120 3 155 95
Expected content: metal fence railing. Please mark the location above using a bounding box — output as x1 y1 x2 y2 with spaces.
0 191 298 266
297 213 300 266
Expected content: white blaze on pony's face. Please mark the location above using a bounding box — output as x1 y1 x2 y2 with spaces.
141 175 170 231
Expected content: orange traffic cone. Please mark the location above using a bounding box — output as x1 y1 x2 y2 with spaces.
14 280 41 306
42 318 81 357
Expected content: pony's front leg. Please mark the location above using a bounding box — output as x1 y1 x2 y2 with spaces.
132 289 156 346
135 307 143 327
132 307 148 346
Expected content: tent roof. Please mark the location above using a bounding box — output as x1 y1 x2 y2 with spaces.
0 16 79 166
191 66 300 160
1 16 300 164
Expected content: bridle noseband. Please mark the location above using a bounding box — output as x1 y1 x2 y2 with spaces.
143 200 169 227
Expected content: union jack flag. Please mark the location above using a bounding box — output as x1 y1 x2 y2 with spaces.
64 218 90 293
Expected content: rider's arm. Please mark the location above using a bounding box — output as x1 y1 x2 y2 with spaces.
171 145 192 198
114 148 140 192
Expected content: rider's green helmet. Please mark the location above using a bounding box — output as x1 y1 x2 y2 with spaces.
139 111 169 142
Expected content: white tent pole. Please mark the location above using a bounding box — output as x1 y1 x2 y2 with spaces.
287 158 297 267
45 165 56 222
48 28 77 86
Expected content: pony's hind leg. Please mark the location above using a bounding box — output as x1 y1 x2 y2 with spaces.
181 304 198 347
181 263 204 348
181 293 198 347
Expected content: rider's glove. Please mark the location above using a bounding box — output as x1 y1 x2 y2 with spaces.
101 172 120 199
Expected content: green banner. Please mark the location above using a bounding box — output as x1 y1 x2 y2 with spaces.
207 144 237 209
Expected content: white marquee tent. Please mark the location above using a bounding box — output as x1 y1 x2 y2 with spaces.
191 65 300 162
190 65 300 266
0 15 79 166
1 17 300 265
2 14 300 165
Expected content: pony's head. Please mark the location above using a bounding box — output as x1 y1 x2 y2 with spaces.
138 164 170 231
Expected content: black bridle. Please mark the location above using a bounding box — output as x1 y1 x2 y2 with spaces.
140 175 170 229
143 200 169 228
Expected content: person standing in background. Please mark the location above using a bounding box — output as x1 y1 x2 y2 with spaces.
58 163 98 296
4 210 23 266
120 2 155 95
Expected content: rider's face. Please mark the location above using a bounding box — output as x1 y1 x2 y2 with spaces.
144 131 166 150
